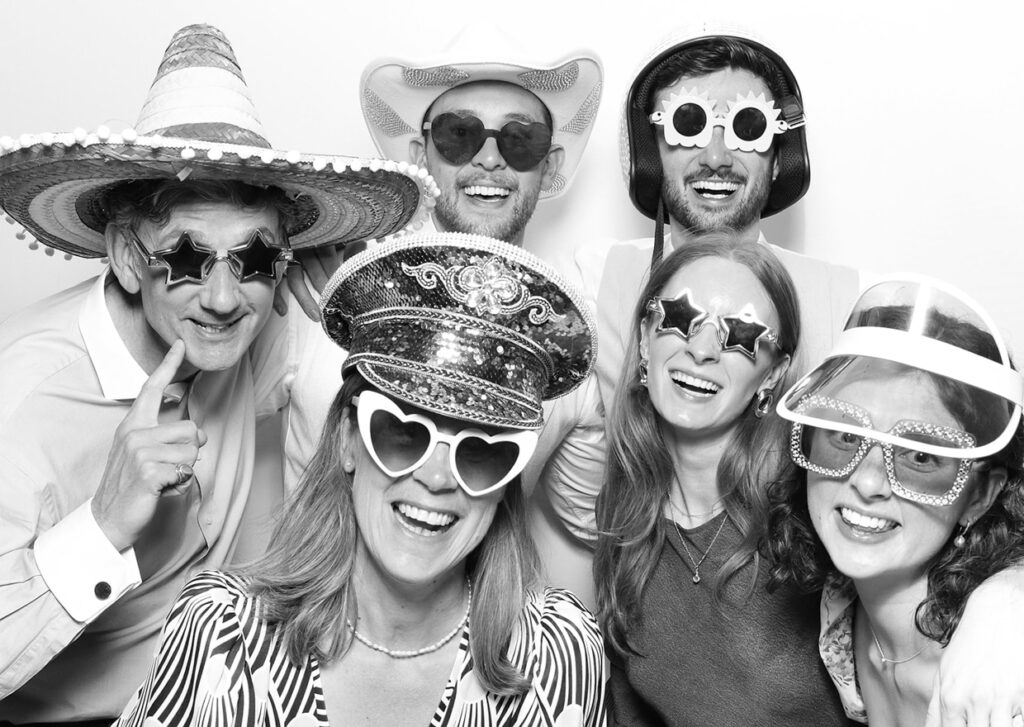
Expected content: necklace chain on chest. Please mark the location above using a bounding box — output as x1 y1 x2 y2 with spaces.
673 513 729 585
347 577 472 659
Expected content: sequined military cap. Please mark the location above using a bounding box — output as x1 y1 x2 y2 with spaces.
320 232 597 430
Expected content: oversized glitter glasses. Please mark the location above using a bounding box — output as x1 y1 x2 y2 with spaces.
790 395 977 507
646 289 780 361
128 228 292 286
649 90 801 154
423 113 553 171
353 391 538 496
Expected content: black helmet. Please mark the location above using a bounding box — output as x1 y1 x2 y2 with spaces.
622 26 810 221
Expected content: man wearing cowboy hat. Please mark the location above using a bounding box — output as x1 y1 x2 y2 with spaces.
280 35 608 606
0 24 428 723
585 26 1024 727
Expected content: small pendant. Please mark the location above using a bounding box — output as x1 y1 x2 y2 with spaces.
692 573 701 584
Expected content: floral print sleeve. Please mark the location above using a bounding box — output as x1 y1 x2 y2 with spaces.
820 573 868 723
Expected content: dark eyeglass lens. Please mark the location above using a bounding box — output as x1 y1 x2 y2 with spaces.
430 114 484 165
165 234 212 282
238 233 285 278
498 121 552 171
456 437 520 492
721 317 764 356
732 107 768 143
369 410 431 471
672 103 708 137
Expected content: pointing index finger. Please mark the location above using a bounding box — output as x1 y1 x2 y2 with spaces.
132 340 186 423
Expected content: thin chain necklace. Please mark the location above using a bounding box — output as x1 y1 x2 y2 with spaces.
868 620 924 665
673 513 729 584
347 577 472 659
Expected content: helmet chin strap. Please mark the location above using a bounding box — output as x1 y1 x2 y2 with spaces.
651 193 666 272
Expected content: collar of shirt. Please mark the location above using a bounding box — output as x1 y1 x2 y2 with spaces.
77 271 188 404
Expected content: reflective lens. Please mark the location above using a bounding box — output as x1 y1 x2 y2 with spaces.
672 103 708 139
425 113 553 172
732 106 768 142
647 289 780 361
131 229 291 286
354 390 537 496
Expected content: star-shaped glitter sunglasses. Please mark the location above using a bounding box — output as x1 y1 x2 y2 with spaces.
127 228 293 286
646 289 780 361
649 89 802 154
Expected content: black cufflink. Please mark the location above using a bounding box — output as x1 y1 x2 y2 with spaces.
94 581 112 600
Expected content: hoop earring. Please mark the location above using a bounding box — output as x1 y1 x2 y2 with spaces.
638 356 649 386
754 389 774 419
954 519 972 548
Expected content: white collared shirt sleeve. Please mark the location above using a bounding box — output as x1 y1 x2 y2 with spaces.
34 499 140 622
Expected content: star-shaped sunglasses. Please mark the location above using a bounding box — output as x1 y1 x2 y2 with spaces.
646 289 780 361
127 228 293 286
423 113 553 172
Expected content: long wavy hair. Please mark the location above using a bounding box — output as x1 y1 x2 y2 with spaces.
241 372 540 694
595 237 800 658
765 306 1024 644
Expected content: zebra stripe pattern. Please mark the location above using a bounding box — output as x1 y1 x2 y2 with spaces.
115 571 606 726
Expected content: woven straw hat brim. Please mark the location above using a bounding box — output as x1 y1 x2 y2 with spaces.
620 25 810 220
361 53 602 200
0 132 432 258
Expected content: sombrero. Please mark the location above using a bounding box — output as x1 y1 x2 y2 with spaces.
360 27 602 200
0 24 439 259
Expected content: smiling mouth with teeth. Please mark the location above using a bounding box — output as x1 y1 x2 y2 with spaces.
670 371 720 396
192 319 239 334
462 185 511 199
690 179 741 199
839 507 898 534
394 502 458 537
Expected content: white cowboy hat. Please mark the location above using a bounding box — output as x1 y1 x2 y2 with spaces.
359 27 602 200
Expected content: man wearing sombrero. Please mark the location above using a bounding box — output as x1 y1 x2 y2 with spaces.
281 32 608 605
0 25 430 723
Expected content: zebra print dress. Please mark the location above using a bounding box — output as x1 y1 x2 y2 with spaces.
114 571 607 726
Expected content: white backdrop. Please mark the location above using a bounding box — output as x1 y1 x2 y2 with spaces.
2 0 1021 352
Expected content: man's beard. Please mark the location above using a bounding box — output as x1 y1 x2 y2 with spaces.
662 169 772 235
432 185 540 244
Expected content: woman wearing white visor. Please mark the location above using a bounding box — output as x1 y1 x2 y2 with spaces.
767 277 1024 725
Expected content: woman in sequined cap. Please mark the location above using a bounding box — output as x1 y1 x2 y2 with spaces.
766 277 1024 725
115 232 606 726
594 236 858 725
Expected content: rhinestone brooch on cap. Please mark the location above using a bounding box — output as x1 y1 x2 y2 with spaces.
402 256 565 324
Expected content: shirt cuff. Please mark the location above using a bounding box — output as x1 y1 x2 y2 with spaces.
34 499 141 623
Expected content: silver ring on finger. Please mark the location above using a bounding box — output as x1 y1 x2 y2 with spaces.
174 462 194 486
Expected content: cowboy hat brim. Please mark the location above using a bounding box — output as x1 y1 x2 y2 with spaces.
361 54 602 200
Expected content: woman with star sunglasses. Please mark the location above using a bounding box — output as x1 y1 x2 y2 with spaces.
594 237 856 725
115 232 606 727
765 278 1024 725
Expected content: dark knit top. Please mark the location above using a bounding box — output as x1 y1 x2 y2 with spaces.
608 512 857 726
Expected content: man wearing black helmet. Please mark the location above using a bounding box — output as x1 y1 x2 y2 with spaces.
584 29 860 409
